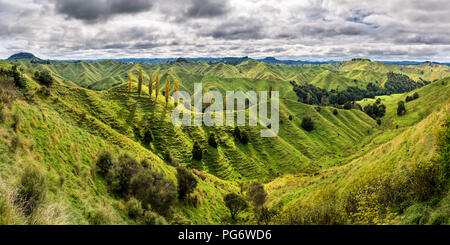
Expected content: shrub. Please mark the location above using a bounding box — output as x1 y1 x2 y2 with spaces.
141 159 150 169
130 171 176 216
96 150 115 176
376 98 381 104
18 166 47 215
224 193 248 220
255 206 277 225
34 70 54 87
192 142 203 161
106 154 141 196
413 92 419 100
245 182 267 208
301 116 314 131
176 166 198 200
233 127 241 139
377 119 382 125
333 109 338 115
142 128 153 146
405 96 413 102
289 115 293 121
208 133 218 148
397 101 406 116
142 210 168 225
239 131 249 145
125 198 144 220
343 102 352 110
163 149 174 165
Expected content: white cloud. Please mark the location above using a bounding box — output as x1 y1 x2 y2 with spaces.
0 0 448 61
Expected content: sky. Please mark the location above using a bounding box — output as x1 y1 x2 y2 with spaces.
0 0 449 61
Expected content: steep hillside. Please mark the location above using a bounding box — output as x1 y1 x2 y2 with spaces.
266 79 450 225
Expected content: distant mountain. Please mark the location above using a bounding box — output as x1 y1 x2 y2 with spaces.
7 52 50 64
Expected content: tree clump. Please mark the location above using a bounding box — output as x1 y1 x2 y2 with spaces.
397 101 407 116
301 116 314 131
192 142 203 161
224 193 248 220
176 166 198 200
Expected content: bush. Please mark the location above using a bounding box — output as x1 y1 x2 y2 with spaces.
129 171 176 216
18 166 47 215
405 96 414 102
333 109 338 115
34 70 54 87
163 149 174 165
142 128 153 146
397 101 406 116
208 133 218 148
239 131 249 145
413 92 419 100
289 115 293 121
233 127 241 139
96 150 115 176
377 119 382 125
301 116 314 131
343 102 352 110
106 154 141 196
142 210 168 225
245 182 267 208
176 166 198 200
125 198 144 220
224 193 248 220
255 206 277 225
192 142 203 161
376 98 381 104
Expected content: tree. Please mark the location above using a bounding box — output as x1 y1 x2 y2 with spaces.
306 92 311 104
174 79 179 106
289 115 293 120
155 72 160 101
343 101 352 110
397 101 406 116
96 150 115 176
245 182 267 208
333 109 338 115
142 128 153 146
413 92 419 100
106 154 141 196
148 72 153 99
128 73 133 93
208 133 218 148
165 75 171 105
137 68 143 97
34 70 54 87
376 98 381 104
176 166 198 200
301 116 314 131
269 83 273 99
233 127 241 140
130 170 176 216
255 206 276 225
192 141 203 161
239 131 249 145
224 193 248 220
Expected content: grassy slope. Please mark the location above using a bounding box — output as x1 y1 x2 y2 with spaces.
0 67 238 225
266 79 450 224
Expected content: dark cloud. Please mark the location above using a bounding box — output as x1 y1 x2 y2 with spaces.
206 18 265 40
53 0 154 23
185 0 229 18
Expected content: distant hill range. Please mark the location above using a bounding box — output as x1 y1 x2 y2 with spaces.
4 52 449 66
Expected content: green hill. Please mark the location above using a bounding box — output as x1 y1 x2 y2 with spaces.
0 60 448 225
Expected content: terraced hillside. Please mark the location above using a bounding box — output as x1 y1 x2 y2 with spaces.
1 59 449 225
14 59 450 92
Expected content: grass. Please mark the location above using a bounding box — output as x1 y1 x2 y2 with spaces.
0 59 449 225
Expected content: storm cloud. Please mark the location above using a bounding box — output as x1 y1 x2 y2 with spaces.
0 0 449 61
53 0 154 22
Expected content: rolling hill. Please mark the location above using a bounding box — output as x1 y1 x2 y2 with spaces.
0 57 449 225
